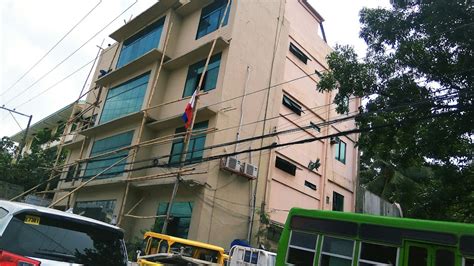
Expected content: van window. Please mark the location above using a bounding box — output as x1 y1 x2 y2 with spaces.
0 212 127 265
0 207 8 218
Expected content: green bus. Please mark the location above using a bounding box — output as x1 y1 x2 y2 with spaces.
276 208 474 266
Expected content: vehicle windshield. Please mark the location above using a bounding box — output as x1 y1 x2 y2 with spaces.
0 211 127 265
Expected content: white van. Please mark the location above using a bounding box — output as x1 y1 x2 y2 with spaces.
0 200 128 266
228 245 276 266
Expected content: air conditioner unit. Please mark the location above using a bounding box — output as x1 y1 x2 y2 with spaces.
241 162 258 180
330 136 340 145
221 156 241 173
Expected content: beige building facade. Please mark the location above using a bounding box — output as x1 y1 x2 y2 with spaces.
52 0 360 248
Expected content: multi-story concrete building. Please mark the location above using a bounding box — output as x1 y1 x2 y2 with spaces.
10 102 87 155
52 0 360 248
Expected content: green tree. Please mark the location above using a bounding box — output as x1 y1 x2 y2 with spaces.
0 128 65 195
318 0 473 222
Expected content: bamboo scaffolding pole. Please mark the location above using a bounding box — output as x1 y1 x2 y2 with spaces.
48 152 134 207
162 0 231 234
117 23 173 226
43 44 103 196
10 173 62 201
126 197 145 215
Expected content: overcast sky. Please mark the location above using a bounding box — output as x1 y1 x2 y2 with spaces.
0 0 390 139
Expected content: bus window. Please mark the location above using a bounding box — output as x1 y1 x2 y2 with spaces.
286 231 317 265
358 242 397 266
407 246 428 266
320 236 354 266
464 258 474 266
435 249 454 266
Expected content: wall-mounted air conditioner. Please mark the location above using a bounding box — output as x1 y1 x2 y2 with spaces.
241 162 258 179
330 136 340 145
221 156 241 173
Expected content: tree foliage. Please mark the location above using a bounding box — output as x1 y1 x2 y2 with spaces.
318 0 473 222
0 129 65 193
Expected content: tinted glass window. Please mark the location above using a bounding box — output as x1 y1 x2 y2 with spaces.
0 207 8 218
289 43 309 64
359 242 398 266
335 140 347 163
100 73 150 123
117 18 164 67
0 212 126 265
465 258 474 266
332 191 344 211
290 231 317 250
84 131 134 178
435 249 454 266
282 95 303 115
320 236 354 266
275 156 297 176
169 121 208 165
408 246 428 266
183 54 221 97
196 0 230 39
287 231 317 265
154 202 194 238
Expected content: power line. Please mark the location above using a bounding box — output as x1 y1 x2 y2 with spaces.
56 105 471 184
14 58 96 109
9 112 23 131
52 93 467 184
49 90 465 176
0 0 102 97
2 0 138 106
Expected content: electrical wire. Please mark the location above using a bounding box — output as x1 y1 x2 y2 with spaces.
0 0 102 97
2 0 138 106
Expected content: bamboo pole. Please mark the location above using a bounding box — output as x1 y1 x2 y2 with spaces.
162 0 231 234
117 23 173 226
48 152 133 207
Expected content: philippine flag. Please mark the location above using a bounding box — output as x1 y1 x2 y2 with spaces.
182 89 197 129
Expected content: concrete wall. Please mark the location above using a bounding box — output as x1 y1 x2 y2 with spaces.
356 186 403 217
55 0 361 249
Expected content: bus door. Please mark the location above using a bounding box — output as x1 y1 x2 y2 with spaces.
404 242 457 266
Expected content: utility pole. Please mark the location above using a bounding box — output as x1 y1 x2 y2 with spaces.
161 0 231 234
0 105 32 159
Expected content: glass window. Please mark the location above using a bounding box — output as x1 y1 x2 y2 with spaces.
435 249 454 266
84 131 134 178
196 0 230 39
0 212 127 265
275 156 297 176
408 246 428 266
117 18 165 68
154 202 194 239
305 180 317 190
183 54 222 97
320 236 354 266
100 72 150 123
74 200 116 223
289 43 309 64
464 258 474 266
169 121 208 165
359 242 398 266
287 231 317 265
282 95 303 115
335 139 347 164
332 191 344 211
0 207 8 219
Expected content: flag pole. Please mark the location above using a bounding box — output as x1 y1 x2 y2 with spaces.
161 0 231 234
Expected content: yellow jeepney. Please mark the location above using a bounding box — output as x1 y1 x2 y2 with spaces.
137 232 228 265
